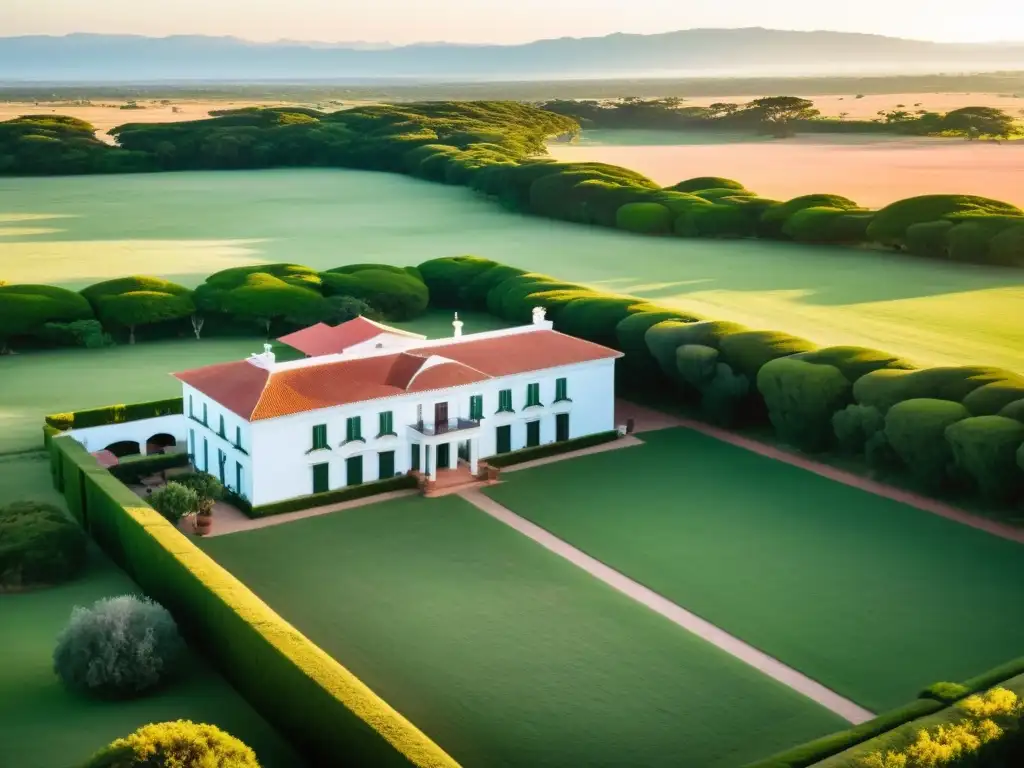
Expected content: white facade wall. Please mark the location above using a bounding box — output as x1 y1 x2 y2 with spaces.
66 414 187 455
246 357 616 506
182 385 254 502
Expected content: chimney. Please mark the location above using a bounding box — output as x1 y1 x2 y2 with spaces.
263 343 275 362
248 343 276 369
532 306 547 325
452 312 464 338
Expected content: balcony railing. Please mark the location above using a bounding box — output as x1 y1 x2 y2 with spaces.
410 417 480 437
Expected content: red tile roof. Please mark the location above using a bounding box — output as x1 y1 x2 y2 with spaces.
174 329 620 421
277 316 424 357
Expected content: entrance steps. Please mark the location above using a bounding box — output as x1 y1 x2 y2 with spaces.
412 461 500 498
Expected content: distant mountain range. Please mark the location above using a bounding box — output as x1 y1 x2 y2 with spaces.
2 28 1024 82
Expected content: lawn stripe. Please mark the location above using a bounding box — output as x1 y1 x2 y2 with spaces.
459 487 876 725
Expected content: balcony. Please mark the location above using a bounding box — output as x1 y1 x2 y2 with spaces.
409 418 481 437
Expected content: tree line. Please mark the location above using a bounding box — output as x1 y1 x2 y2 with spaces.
0 263 428 353
1 101 1022 268
540 97 1021 140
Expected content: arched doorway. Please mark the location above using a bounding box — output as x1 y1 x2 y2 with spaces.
147 433 177 455
104 440 141 458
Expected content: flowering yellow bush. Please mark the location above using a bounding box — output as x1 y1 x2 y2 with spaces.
860 688 1022 768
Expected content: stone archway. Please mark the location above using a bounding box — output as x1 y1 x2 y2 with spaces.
105 440 141 458
147 433 177 455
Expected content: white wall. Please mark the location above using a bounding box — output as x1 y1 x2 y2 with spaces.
182 385 253 502
66 414 187 456
246 357 617 506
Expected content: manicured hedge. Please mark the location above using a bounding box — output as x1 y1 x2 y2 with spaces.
45 397 184 430
758 358 852 451
49 436 459 768
250 473 419 518
108 452 191 485
741 698 945 768
867 194 1022 247
884 399 970 488
958 656 1024 694
485 431 620 468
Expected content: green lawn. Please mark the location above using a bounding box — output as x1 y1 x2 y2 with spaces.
0 309 511 455
0 455 303 768
200 494 846 768
3 170 1023 372
484 428 1024 713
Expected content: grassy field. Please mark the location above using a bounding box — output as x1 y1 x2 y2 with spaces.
0 309 510 456
2 170 1022 373
0 454 303 768
200 493 846 768
484 428 1024 713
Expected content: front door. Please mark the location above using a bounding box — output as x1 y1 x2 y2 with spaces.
312 463 329 494
526 420 541 448
496 425 511 454
434 402 449 432
346 455 363 486
379 450 395 479
436 443 451 470
556 412 570 442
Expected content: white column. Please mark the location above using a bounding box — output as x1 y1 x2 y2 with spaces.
428 444 437 482
469 438 478 476
449 442 456 469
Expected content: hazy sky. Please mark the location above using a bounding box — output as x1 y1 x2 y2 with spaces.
3 0 1022 45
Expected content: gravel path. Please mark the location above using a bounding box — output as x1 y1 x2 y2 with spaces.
459 488 875 725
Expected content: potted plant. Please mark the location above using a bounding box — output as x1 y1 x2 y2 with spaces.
175 472 223 537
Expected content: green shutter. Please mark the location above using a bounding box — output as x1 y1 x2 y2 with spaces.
527 420 541 447
346 455 363 486
498 389 513 413
202 403 208 425
556 412 570 442
526 383 541 407
347 417 362 442
496 425 511 454
235 425 242 449
379 411 393 436
379 451 395 478
556 378 568 401
312 424 327 450
470 395 483 421
235 461 242 493
219 414 226 437
312 463 329 494
188 396 194 417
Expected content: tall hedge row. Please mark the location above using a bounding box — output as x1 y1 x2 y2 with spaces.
5 104 1024 267
418 256 1024 508
48 436 460 768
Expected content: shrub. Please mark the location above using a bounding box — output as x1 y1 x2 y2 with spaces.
757 359 852 451
919 681 971 704
460 263 526 308
556 295 651 347
782 206 853 242
702 364 750 426
854 367 1017 413
676 204 754 238
1000 399 1024 422
417 255 497 308
905 220 954 259
867 194 1022 247
95 290 195 344
960 657 1024 694
669 176 746 193
865 430 901 470
794 346 915 382
615 202 673 234
833 404 885 454
0 284 94 350
945 216 1021 264
717 329 817 379
0 501 87 590
147 482 198 524
203 263 322 290
615 309 701 383
761 193 861 230
884 399 970 489
40 319 114 349
988 223 1024 267
320 268 428 320
693 187 756 201
251 474 417 517
82 720 259 768
499 277 584 322
963 379 1024 415
645 319 747 380
53 595 185 698
485 431 619 468
676 344 720 389
945 416 1024 501
195 272 329 335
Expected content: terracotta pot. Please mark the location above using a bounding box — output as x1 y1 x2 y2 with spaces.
193 515 213 536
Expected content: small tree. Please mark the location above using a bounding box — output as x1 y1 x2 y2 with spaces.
743 96 820 132
148 482 198 523
941 106 1016 140
83 721 260 768
96 291 195 344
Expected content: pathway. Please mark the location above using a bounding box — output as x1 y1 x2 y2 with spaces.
459 487 875 725
615 400 1024 545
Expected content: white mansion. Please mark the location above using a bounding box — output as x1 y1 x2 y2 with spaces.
172 310 621 506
